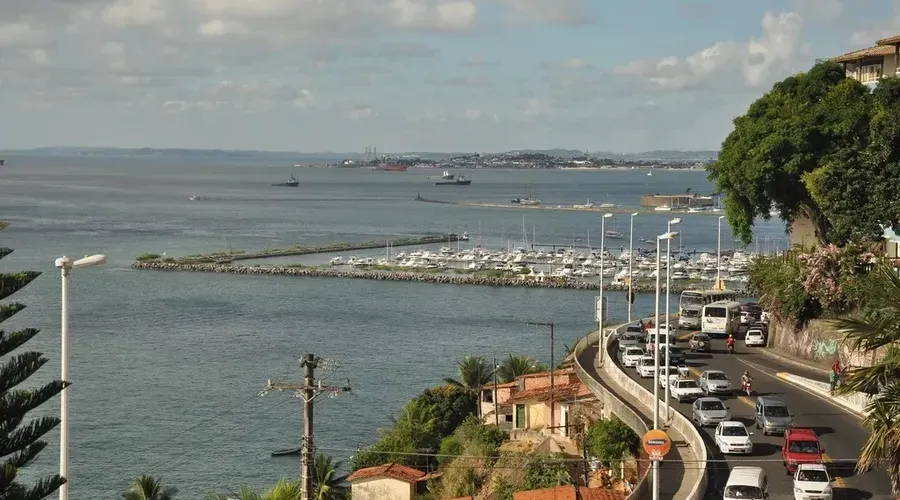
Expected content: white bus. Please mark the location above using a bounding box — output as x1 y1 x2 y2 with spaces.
701 300 742 337
679 290 739 329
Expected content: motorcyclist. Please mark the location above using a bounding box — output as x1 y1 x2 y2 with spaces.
741 370 752 390
725 334 735 352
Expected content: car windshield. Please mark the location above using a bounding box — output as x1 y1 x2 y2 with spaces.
708 373 727 381
641 358 654 366
626 348 642 356
679 381 698 389
722 426 747 437
797 469 829 482
789 441 819 454
700 400 725 411
724 485 763 499
764 405 790 417
682 295 703 307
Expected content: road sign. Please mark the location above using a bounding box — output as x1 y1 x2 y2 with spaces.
594 296 607 322
642 429 672 461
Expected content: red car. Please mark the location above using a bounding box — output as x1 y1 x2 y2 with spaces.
782 428 824 474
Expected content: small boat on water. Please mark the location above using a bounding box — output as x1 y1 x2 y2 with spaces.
605 230 624 239
273 175 300 187
436 176 471 186
654 205 672 212
441 170 455 180
271 447 301 457
189 195 209 201
461 232 470 241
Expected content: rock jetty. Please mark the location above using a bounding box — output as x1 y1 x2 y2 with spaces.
132 260 751 295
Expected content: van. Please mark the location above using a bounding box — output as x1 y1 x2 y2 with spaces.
723 466 768 499
754 396 794 436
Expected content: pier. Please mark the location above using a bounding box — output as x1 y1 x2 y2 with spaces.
414 196 725 216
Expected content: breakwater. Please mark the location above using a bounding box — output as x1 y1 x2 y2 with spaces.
131 260 751 295
414 196 724 216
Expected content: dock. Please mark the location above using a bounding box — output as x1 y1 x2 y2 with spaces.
414 196 724 216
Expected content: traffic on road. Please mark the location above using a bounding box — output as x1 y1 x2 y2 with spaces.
613 302 892 499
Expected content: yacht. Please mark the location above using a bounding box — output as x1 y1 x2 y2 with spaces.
654 205 672 212
329 257 343 265
460 232 470 241
605 230 624 239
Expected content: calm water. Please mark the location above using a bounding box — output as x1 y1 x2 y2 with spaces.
0 157 785 498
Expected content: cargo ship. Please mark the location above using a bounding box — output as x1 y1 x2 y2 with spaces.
374 164 407 172
272 174 300 187
436 176 471 186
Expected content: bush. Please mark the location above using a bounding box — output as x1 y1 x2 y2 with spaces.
586 417 641 468
136 253 160 261
438 435 461 465
523 453 572 490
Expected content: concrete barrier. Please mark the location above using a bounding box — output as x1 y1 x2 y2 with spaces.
775 372 871 417
598 320 709 500
573 327 650 500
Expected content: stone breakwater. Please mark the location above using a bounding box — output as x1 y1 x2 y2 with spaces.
132 260 751 295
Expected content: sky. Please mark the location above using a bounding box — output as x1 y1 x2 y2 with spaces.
0 0 898 153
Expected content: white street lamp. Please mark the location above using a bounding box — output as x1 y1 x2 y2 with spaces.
597 213 614 365
717 216 726 289
663 219 681 420
627 212 638 323
55 254 106 500
652 231 676 500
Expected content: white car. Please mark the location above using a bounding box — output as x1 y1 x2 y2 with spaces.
760 311 771 323
621 347 645 368
669 378 704 402
793 463 833 500
715 421 754 454
745 329 766 347
636 357 656 378
658 370 679 388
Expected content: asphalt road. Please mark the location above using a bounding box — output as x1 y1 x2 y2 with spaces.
612 328 894 499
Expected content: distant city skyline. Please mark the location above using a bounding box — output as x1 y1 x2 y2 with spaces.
0 0 894 152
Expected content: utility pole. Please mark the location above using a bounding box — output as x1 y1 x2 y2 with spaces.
527 322 555 435
493 357 500 427
261 354 351 500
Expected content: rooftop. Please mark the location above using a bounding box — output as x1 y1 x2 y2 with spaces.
876 34 900 45
831 44 896 63
346 463 426 483
513 486 626 500
504 381 592 405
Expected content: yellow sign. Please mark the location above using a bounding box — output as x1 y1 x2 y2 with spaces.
642 429 672 461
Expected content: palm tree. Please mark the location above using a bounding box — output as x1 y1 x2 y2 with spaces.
444 355 493 392
312 454 350 500
122 474 178 500
497 354 548 383
264 479 302 500
834 264 900 495
205 485 262 500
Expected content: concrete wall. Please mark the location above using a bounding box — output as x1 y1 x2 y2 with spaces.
770 318 881 370
351 477 414 500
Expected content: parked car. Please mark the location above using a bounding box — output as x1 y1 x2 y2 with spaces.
782 428 824 474
692 397 730 427
698 370 733 395
689 333 711 352
749 322 768 334
621 347 645 368
745 329 766 347
793 463 833 500
715 421 754 454
670 378 704 402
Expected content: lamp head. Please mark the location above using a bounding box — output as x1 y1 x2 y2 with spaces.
718 215 726 220
54 256 72 269
631 212 639 217
72 254 107 269
658 231 678 240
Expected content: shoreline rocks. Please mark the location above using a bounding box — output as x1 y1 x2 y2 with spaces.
132 260 752 295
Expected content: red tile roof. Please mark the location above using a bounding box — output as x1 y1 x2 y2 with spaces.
517 368 575 379
877 34 900 46
346 463 426 483
504 382 592 405
513 486 626 500
486 381 519 389
831 44 896 63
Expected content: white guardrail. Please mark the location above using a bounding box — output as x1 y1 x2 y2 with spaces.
598 318 709 500
573 326 650 500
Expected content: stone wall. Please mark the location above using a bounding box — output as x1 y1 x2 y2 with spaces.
770 318 879 369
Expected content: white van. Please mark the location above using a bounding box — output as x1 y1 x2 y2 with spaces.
723 466 768 499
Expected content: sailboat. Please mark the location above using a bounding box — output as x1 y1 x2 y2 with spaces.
511 184 540 205
599 195 617 208
605 220 624 239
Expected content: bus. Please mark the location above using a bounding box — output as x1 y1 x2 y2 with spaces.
701 300 742 337
678 290 739 329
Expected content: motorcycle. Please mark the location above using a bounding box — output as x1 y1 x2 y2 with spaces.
726 343 735 354
741 381 752 396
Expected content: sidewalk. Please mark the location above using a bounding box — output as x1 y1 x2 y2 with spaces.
577 344 701 500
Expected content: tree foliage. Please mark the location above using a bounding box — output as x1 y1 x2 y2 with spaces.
834 265 900 495
523 453 572 490
1 225 69 500
121 475 178 500
444 356 494 393
585 417 641 468
497 355 548 384
708 61 900 246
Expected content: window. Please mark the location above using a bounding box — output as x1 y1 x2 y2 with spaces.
789 441 819 454
861 64 883 83
764 405 790 417
724 485 763 498
722 426 748 437
483 389 493 403
705 307 727 318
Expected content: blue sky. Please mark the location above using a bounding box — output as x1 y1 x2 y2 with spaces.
0 0 896 153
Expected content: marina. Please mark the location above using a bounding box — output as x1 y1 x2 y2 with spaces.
414 195 729 216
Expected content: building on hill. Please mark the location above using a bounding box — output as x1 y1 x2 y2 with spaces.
347 463 437 500
829 34 900 86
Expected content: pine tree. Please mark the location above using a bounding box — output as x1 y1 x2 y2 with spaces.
1 221 68 500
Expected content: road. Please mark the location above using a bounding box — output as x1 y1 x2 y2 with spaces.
611 327 894 499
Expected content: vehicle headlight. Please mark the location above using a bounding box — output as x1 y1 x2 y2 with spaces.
793 487 802 493
823 485 832 493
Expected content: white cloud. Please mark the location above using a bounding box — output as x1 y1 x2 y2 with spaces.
0 22 46 47
560 58 593 70
101 0 167 27
464 108 482 119
491 0 590 25
612 11 803 91
197 19 249 37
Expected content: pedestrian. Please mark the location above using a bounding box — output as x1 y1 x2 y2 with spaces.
831 359 841 376
829 369 839 395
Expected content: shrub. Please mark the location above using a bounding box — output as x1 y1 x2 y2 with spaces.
586 417 641 468
136 253 161 261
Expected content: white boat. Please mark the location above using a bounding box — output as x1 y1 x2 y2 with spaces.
329 257 343 265
442 170 455 180
605 230 624 239
574 198 595 209
599 203 616 208
654 205 672 211
687 207 702 213
647 171 653 176
460 231 470 241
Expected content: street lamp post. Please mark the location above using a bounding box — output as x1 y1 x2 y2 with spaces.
664 219 681 420
493 358 500 427
652 233 675 500
717 215 725 289
55 254 107 500
598 213 613 364
628 212 638 323
526 321 555 435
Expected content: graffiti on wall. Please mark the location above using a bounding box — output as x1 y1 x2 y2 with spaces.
812 339 838 360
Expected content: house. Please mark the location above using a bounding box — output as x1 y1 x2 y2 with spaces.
347 463 435 500
513 485 626 500
884 227 900 259
506 369 593 437
480 380 517 428
829 34 900 86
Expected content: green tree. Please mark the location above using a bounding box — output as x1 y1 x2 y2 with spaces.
497 355 548 383
835 265 900 495
1 222 69 500
311 454 349 500
121 475 178 500
708 61 899 246
205 485 262 500
585 417 641 468
444 355 494 393
523 454 572 490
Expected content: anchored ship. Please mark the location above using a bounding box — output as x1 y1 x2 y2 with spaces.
272 174 300 187
435 176 471 186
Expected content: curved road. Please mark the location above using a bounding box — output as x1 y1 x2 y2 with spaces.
611 328 893 499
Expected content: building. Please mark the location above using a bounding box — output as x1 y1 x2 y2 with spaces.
347 463 435 500
830 34 900 86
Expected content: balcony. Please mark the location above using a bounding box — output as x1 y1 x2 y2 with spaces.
859 64 883 84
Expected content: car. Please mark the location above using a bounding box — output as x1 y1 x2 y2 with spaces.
658 370 679 388
624 324 643 335
636 356 656 378
760 311 772 323
782 428 824 474
755 396 794 435
715 421 754 454
618 332 642 351
698 370 733 395
621 347 645 367
646 333 675 354
688 333 711 352
749 322 768 334
670 378 704 402
654 344 685 365
745 329 766 347
793 463 833 500
723 467 768 500
691 397 730 426
740 310 754 325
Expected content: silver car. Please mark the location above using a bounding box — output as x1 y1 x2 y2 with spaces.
692 397 730 427
699 370 734 395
